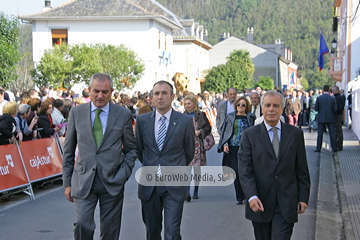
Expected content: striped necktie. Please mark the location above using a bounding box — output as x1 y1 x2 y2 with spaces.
156 116 167 151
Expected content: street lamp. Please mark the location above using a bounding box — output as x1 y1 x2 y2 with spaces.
331 38 338 57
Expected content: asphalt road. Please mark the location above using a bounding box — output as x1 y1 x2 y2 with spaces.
0 131 319 240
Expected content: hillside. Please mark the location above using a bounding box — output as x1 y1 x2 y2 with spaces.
158 0 334 74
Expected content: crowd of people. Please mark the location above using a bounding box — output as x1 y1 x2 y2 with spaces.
0 79 350 239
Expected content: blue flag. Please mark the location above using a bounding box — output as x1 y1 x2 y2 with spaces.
318 33 329 71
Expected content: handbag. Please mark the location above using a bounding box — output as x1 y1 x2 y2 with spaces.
203 132 215 151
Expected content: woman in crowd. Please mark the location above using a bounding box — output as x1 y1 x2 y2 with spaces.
0 102 20 145
183 95 211 201
37 99 60 138
14 104 38 141
217 97 255 205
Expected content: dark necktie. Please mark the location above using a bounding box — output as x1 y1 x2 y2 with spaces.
253 106 257 114
93 109 103 147
271 127 279 158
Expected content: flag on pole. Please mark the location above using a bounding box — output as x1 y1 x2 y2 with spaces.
289 71 295 85
318 33 330 71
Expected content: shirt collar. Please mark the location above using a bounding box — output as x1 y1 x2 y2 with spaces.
91 101 110 113
264 120 281 132
155 108 172 122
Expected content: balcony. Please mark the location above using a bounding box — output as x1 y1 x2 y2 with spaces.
329 57 345 82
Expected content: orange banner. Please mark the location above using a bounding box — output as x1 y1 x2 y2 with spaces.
20 138 63 182
0 144 29 192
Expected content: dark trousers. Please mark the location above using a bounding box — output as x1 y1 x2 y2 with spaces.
141 186 184 240
316 122 337 151
73 173 124 240
229 146 245 202
222 151 231 175
252 201 294 240
335 115 343 150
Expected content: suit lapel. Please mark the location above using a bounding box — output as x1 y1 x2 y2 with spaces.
147 111 157 152
257 122 276 160
83 103 97 148
100 103 118 148
278 122 291 161
161 110 178 152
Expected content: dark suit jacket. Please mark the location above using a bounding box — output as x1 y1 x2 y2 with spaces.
314 93 337 123
135 110 195 202
238 122 310 223
62 102 137 198
38 114 55 138
216 100 229 135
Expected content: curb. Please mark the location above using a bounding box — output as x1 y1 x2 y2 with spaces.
333 153 356 240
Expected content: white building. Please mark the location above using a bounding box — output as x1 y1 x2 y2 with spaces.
331 0 360 138
20 0 210 94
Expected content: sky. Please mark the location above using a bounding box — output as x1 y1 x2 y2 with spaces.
0 0 69 16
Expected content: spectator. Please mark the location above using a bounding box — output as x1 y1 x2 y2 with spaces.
73 97 86 106
29 89 40 99
14 104 38 141
0 102 20 145
0 89 8 115
38 100 60 138
51 99 66 136
41 90 49 102
82 88 91 103
26 98 42 126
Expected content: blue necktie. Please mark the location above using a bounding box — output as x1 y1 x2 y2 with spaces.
156 116 167 151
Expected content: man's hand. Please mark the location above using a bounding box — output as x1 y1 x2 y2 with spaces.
223 145 229 153
65 187 74 202
249 198 264 212
195 130 201 137
297 202 307 214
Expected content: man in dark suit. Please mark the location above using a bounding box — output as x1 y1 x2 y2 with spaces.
332 86 345 151
62 73 137 240
135 80 195 240
238 90 310 239
314 85 337 152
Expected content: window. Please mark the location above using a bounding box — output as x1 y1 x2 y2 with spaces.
51 29 68 46
165 34 167 51
158 31 161 49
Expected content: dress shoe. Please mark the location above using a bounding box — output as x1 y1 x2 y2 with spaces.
314 150 321 152
185 196 191 202
192 194 198 199
236 199 244 205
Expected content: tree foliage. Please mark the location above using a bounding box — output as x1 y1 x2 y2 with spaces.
203 49 254 92
256 76 274 90
300 77 309 91
0 12 20 88
32 43 145 91
305 69 334 90
157 0 335 89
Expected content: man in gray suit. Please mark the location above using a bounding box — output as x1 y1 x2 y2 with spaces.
135 80 195 240
215 87 237 135
62 73 137 240
238 90 310 239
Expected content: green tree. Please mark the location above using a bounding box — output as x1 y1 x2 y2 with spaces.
0 12 20 88
32 43 145 91
256 76 274 90
203 49 254 92
300 77 309 90
306 69 334 90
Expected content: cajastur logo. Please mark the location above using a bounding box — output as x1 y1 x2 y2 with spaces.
0 155 14 176
29 149 53 169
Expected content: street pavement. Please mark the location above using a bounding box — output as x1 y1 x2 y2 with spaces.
0 129 328 240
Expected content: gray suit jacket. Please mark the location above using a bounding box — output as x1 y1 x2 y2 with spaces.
135 110 195 202
62 102 137 198
216 100 229 135
238 122 310 223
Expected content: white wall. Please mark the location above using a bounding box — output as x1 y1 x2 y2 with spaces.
32 19 175 92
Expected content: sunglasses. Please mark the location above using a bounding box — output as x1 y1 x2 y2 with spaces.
237 103 246 107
